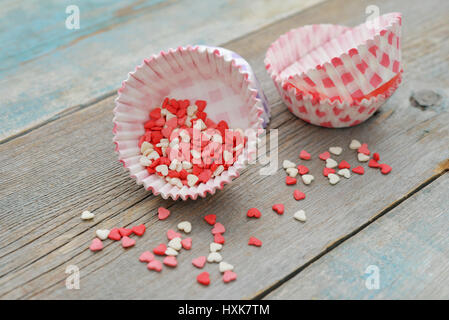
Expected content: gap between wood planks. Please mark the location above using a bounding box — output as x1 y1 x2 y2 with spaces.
252 168 449 299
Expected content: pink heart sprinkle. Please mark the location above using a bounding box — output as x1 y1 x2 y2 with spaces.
139 251 155 263
163 256 178 267
192 256 206 269
211 222 225 235
121 236 135 248
167 229 182 240
181 238 192 250
147 260 162 272
158 207 170 220
223 270 237 283
89 238 103 252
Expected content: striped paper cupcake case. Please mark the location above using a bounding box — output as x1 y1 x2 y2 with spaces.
113 45 265 200
265 12 402 128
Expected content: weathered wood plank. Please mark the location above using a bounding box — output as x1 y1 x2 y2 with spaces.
0 0 448 299
0 0 324 140
265 173 449 300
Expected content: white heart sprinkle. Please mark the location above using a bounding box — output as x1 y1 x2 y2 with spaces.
168 237 182 251
81 210 94 220
210 242 222 252
223 150 233 163
147 150 160 160
358 153 370 162
301 174 314 185
182 161 193 170
282 160 296 169
191 149 201 159
329 146 343 155
328 173 340 185
349 139 362 150
325 158 338 168
95 229 110 240
337 168 351 178
286 167 298 177
140 141 153 154
187 174 199 187
177 221 192 233
155 164 169 176
294 210 307 222
165 247 179 256
219 261 234 273
139 155 152 167
213 165 224 177
207 252 223 263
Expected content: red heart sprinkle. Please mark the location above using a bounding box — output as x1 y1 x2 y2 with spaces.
197 272 210 286
272 204 284 215
380 163 392 174
167 229 182 240
147 260 162 272
319 151 331 160
338 160 351 169
181 238 192 250
299 150 311 160
108 228 121 241
214 233 225 244
204 214 216 225
352 166 365 175
293 190 306 201
247 208 262 218
358 143 370 155
248 236 262 247
89 238 103 252
212 222 225 234
373 152 380 161
192 256 207 269
132 224 146 236
286 176 297 185
121 236 135 248
119 228 133 237
368 159 381 168
163 256 177 267
297 165 309 175
158 207 170 220
223 270 237 283
153 243 167 256
139 251 155 263
323 167 336 177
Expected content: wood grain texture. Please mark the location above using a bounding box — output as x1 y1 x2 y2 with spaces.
0 0 324 140
0 0 448 299
265 173 449 300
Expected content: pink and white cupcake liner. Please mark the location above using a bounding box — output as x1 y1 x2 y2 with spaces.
113 46 265 200
265 12 402 127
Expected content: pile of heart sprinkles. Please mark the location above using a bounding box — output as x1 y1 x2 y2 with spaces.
138 97 245 188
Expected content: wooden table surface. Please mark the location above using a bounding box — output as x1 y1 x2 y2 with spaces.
1 0 448 300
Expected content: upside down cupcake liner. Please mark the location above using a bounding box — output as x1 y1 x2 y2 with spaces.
113 45 265 200
265 12 402 127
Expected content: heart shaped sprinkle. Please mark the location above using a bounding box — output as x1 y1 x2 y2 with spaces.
187 174 199 187
211 223 225 235
358 143 370 155
95 229 110 240
207 252 223 263
197 272 210 286
368 159 381 168
352 166 365 175
223 270 237 283
282 160 296 169
167 229 182 240
301 174 314 185
319 151 331 160
248 236 262 247
147 260 162 272
163 256 177 267
153 243 167 256
373 152 380 161
168 237 182 251
293 190 306 201
328 173 340 185
323 167 336 177
89 238 103 252
294 210 307 222
338 160 351 169
299 150 311 160
286 176 297 185
337 168 351 178
210 242 223 252
325 158 338 168
119 228 133 237
81 210 94 220
286 167 299 177
108 228 121 241
349 139 362 150
297 165 309 175
165 247 179 256
380 163 392 174
158 207 170 220
139 251 155 263
132 224 146 236
192 256 207 269
181 238 192 250
121 236 135 248
214 233 225 244
219 261 234 273
272 204 284 215
247 208 262 219
329 146 343 155
204 214 216 225
358 153 370 162
177 221 192 233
